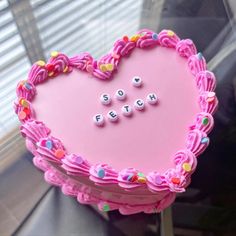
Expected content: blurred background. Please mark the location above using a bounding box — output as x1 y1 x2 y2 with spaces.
0 0 236 235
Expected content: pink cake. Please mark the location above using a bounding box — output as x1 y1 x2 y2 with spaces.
14 29 218 215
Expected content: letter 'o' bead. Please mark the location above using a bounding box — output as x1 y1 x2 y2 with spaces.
115 89 126 101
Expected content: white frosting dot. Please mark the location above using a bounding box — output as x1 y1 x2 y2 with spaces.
100 93 111 105
115 89 126 101
134 99 145 110
132 76 142 87
146 93 158 105
93 114 105 126
121 105 132 116
107 110 118 122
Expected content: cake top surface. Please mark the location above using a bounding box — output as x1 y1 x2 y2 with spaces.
15 29 218 193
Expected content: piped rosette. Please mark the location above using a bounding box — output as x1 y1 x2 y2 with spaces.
176 39 197 58
44 168 67 187
186 129 209 157
136 30 159 48
199 91 218 114
20 119 50 142
61 154 90 176
147 172 172 192
16 80 36 101
62 179 81 197
188 53 207 75
36 136 66 164
158 29 180 48
196 70 216 92
118 168 147 189
14 97 35 122
173 150 197 177
189 112 214 134
47 52 72 76
28 61 48 85
89 164 118 185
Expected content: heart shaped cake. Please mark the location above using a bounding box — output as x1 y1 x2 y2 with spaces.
14 29 218 215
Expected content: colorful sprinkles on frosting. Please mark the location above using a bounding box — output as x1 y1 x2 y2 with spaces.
182 163 191 172
202 117 209 125
201 137 209 144
54 149 65 159
97 168 105 178
103 204 110 212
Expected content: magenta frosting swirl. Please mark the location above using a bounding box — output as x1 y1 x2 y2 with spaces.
189 112 214 134
16 80 36 101
28 63 48 85
196 70 216 92
147 172 171 192
199 91 218 114
173 150 197 175
136 31 159 48
186 129 209 157
33 156 51 172
62 179 81 197
158 29 180 48
188 53 207 75
176 39 197 57
61 154 90 176
14 99 35 122
36 136 66 163
69 53 93 71
48 53 72 74
118 168 144 189
89 164 118 185
20 119 50 143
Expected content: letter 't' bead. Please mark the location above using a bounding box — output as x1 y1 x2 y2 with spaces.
121 105 133 116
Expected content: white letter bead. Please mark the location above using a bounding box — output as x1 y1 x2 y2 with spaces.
93 114 105 126
115 89 126 100
107 110 118 122
134 99 145 110
147 93 158 105
100 93 111 105
132 76 142 87
121 105 133 116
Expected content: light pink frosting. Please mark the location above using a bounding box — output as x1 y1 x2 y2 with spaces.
14 29 218 214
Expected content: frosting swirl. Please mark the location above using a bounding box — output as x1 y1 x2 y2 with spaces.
16 80 36 101
61 154 90 176
36 136 66 163
28 63 48 85
188 53 207 75
199 91 218 114
176 39 197 58
158 29 180 48
89 164 118 185
196 70 216 92
186 129 209 157
189 112 214 134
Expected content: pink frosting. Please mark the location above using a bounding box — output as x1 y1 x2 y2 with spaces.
173 150 197 175
61 154 90 176
14 99 35 122
196 71 216 92
14 29 218 214
89 164 118 185
118 168 145 189
20 119 50 143
158 29 180 48
36 136 66 163
176 39 197 58
188 53 207 75
186 129 209 157
16 80 36 101
199 91 218 114
189 112 214 134
28 63 48 85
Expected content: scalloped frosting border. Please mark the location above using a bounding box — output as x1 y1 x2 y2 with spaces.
14 29 218 209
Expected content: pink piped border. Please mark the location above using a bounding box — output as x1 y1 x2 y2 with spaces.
15 29 218 213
